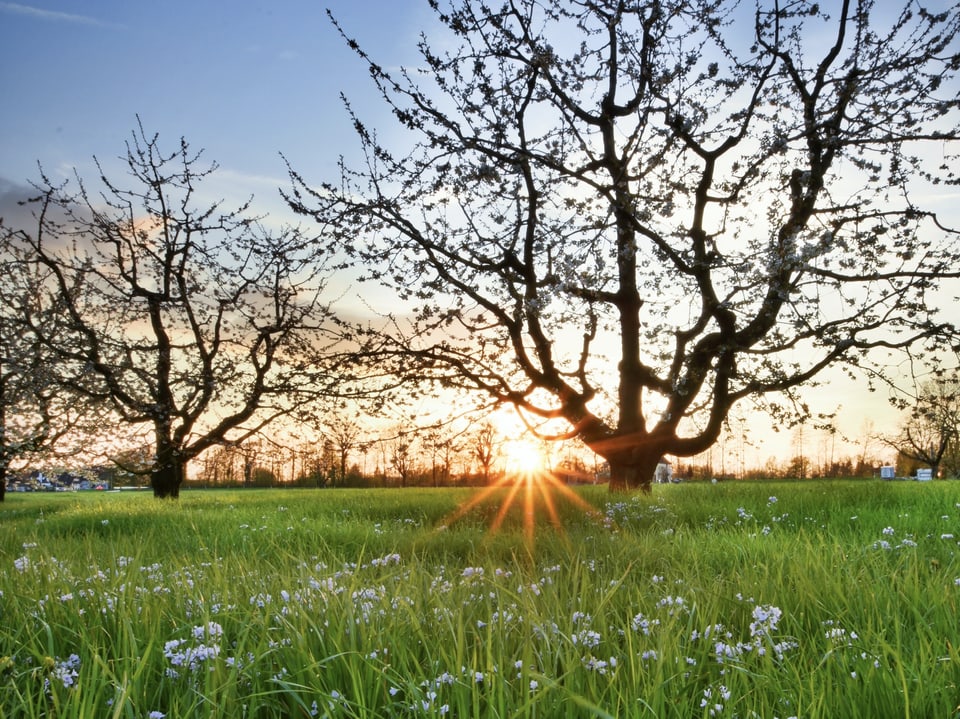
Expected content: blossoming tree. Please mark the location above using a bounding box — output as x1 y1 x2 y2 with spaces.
8 123 342 498
0 245 98 501
288 0 960 491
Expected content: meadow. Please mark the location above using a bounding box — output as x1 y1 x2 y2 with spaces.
1 480 958 718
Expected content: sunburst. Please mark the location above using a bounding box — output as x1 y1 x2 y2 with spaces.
503 438 547 475
438 461 603 547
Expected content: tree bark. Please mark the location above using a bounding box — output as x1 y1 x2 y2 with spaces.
603 445 663 494
151 442 185 499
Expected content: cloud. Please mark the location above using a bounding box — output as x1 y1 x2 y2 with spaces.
0 2 124 29
0 177 41 231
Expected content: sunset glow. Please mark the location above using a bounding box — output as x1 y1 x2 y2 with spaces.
503 439 547 475
438 456 602 547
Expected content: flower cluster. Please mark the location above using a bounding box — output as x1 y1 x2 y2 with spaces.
163 622 224 677
872 526 918 550
47 653 80 691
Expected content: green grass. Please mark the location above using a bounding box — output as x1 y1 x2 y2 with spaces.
1 480 959 718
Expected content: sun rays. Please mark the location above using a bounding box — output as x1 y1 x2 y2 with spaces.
503 439 547 475
437 463 603 546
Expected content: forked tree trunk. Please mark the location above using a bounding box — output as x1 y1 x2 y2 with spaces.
604 448 663 494
151 443 186 499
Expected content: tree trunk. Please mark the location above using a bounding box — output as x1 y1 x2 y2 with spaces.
151 443 186 499
605 449 662 494
0 464 6 502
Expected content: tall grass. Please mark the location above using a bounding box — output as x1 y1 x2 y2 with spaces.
1 481 958 718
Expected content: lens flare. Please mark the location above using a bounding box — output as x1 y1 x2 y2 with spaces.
437 458 603 547
503 439 546 475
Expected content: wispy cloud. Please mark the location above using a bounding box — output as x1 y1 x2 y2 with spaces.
0 176 42 231
0 2 124 29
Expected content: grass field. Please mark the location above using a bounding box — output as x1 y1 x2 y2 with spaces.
1 480 959 718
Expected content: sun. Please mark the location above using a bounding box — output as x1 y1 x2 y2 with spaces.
435 412 604 547
504 439 547 475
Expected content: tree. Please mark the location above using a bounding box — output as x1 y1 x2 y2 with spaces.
472 422 500 483
890 370 960 478
390 435 414 487
288 0 960 491
424 424 460 486
325 414 361 486
0 244 96 501
9 123 339 498
200 444 244 486
944 434 960 479
853 419 878 476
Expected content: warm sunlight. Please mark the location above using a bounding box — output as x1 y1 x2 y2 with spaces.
504 439 547 476
438 424 604 548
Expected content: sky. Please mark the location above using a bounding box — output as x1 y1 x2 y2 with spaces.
0 1 433 214
0 1 949 468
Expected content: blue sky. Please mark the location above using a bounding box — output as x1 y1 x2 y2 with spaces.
0 1 943 465
0 1 433 211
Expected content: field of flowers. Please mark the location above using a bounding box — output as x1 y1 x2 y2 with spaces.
1 480 959 718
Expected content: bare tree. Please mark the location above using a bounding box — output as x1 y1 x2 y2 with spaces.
472 421 500 484
201 445 241 486
288 0 960 491
302 443 334 487
9 122 340 498
854 419 877 476
424 422 468 487
325 414 361 486
424 424 461 487
889 369 960 478
390 434 414 487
